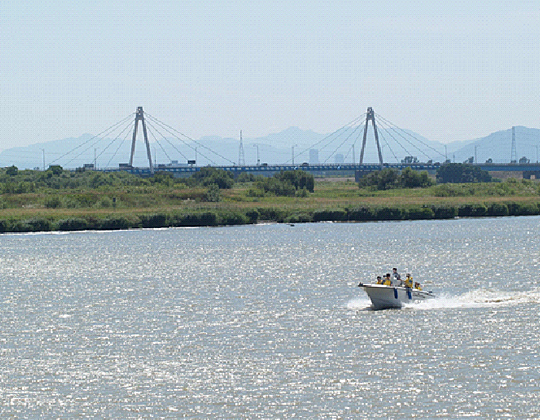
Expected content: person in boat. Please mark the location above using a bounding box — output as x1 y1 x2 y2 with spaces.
392 268 405 287
376 276 383 284
414 281 423 290
382 273 393 286
404 273 413 288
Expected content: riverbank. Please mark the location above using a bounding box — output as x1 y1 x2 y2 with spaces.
1 178 540 233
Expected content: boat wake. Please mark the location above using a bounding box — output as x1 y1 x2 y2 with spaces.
408 287 540 310
348 288 540 312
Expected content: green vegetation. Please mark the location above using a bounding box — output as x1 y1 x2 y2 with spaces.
436 163 492 183
0 165 539 233
358 167 434 190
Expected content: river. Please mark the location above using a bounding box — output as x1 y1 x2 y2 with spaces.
1 217 539 418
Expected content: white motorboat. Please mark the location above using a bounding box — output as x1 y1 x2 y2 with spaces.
357 282 435 310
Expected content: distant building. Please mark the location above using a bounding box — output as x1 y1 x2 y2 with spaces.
309 149 319 164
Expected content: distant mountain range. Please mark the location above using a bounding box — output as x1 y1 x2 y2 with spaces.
1 125 538 170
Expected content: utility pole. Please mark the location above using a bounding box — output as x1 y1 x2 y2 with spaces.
292 144 298 165
253 144 260 166
129 106 154 174
359 107 384 169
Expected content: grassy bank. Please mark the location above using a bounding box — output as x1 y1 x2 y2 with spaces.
1 177 540 233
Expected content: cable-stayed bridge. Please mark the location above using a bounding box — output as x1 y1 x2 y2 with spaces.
44 106 446 171
20 106 540 178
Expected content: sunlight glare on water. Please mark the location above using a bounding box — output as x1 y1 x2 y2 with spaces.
1 216 539 418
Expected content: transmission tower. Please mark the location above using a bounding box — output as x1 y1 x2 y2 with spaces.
511 126 517 163
129 106 154 174
359 107 384 168
238 130 245 166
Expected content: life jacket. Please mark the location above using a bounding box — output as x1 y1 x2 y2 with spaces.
404 277 413 288
383 279 392 286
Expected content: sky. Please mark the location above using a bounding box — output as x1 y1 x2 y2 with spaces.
1 0 539 152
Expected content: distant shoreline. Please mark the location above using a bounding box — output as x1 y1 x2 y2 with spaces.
1 198 539 234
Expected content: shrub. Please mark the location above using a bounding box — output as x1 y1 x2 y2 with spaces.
139 213 168 228
404 207 435 220
275 170 315 192
296 188 309 197
173 211 219 227
487 203 509 217
256 178 296 197
285 212 313 223
313 209 347 222
12 217 52 232
237 172 256 182
458 204 488 217
348 206 377 221
100 215 140 230
219 211 248 226
191 167 235 189
431 206 458 219
246 188 265 197
204 184 221 202
436 163 492 183
245 209 259 224
45 196 63 208
56 218 89 231
374 207 404 220
257 207 288 222
6 165 18 176
507 202 540 216
96 197 113 208
358 168 433 191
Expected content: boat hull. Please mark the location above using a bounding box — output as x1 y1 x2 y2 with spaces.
359 283 434 310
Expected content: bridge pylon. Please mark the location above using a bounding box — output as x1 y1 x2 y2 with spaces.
129 106 154 174
359 107 384 169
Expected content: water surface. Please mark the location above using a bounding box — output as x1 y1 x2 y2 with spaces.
1 217 539 418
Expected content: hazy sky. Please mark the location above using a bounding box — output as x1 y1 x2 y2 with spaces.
1 0 539 151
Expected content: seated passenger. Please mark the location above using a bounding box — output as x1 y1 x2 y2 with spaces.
414 281 422 290
383 273 392 286
376 276 383 284
404 274 413 288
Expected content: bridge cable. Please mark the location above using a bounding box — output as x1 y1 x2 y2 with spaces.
289 114 366 163
105 128 132 168
323 123 364 164
62 118 134 168
375 118 431 161
376 128 400 163
95 121 134 167
145 120 187 162
145 115 219 166
375 113 446 159
49 113 135 166
145 113 234 165
374 119 418 160
145 124 175 163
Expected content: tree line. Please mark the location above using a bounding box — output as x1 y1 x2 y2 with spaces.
358 164 494 191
